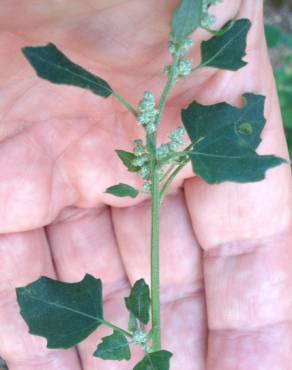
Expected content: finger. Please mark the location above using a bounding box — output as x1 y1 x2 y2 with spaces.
184 0 291 245
185 100 292 367
46 206 128 296
204 232 292 370
184 1 292 368
0 229 80 370
0 0 129 29
46 206 133 369
112 190 207 369
184 0 291 250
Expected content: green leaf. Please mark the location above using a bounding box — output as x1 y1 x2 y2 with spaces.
133 351 173 370
16 274 103 349
125 279 150 325
182 93 286 184
264 24 282 48
93 331 131 361
22 43 113 97
105 183 139 198
115 150 140 172
128 311 138 332
201 19 251 71
171 0 203 41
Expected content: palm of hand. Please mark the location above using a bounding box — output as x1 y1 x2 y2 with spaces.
0 1 291 369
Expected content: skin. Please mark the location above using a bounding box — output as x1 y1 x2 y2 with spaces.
0 0 291 369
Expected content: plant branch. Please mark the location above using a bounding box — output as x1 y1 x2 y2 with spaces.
101 319 133 339
148 55 181 351
157 56 180 129
191 63 203 74
160 159 190 203
112 91 138 117
150 168 161 351
159 142 202 202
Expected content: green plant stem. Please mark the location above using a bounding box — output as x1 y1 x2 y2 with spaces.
191 63 203 74
147 54 184 349
159 143 200 202
156 56 179 130
147 56 179 152
101 319 133 339
160 159 190 203
148 55 180 351
150 167 161 351
112 91 138 117
159 163 177 183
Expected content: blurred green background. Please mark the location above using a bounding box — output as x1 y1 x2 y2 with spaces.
265 0 292 158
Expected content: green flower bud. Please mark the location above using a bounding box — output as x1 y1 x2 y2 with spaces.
201 0 223 28
167 127 186 151
132 154 149 167
143 182 151 193
146 123 157 134
143 91 155 102
133 139 146 156
156 144 170 160
133 330 148 345
137 91 158 132
168 37 193 57
139 166 150 180
176 59 192 78
201 14 216 28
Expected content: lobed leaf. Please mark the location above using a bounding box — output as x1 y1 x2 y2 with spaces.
93 331 131 361
22 43 113 97
125 279 150 325
171 0 203 41
182 93 286 184
133 350 172 370
115 150 140 172
201 19 251 71
105 183 139 198
16 274 103 349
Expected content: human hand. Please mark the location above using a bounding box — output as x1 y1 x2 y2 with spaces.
0 1 291 369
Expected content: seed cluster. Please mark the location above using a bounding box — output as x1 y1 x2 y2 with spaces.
131 139 152 192
133 330 148 345
201 0 223 28
130 127 186 193
156 127 186 160
137 91 159 134
166 34 194 80
168 37 193 58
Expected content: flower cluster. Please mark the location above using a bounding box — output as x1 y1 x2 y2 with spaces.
176 59 192 78
201 0 223 28
131 139 152 192
133 330 148 345
166 35 194 80
137 91 159 134
130 127 186 193
156 127 186 161
132 330 150 352
165 58 193 80
168 35 193 58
